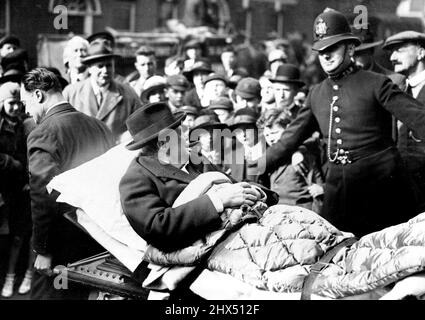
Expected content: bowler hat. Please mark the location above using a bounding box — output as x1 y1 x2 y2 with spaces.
0 35 20 49
353 27 383 52
81 41 120 65
382 31 425 51
228 108 259 130
166 74 190 91
190 112 227 133
125 102 186 150
86 31 116 47
234 77 261 100
270 63 305 86
141 75 167 102
208 97 233 111
312 8 360 51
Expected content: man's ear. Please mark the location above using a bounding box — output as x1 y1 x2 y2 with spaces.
34 89 44 103
417 47 425 61
347 43 356 58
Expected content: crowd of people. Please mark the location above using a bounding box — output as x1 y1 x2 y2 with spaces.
2 7 425 300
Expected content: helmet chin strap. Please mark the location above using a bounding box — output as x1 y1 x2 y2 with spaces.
326 44 353 77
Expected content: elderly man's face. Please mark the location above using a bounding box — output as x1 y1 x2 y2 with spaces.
135 54 156 79
68 42 88 69
390 43 423 75
88 59 115 87
273 82 297 108
0 43 17 58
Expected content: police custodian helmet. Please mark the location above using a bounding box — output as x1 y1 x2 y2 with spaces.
312 8 361 52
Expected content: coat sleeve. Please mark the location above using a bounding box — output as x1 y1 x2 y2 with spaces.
377 77 425 140
119 163 222 252
259 94 320 173
27 128 61 255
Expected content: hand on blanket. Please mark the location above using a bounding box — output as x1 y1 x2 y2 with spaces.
214 182 262 208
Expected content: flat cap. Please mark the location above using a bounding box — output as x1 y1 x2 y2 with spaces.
383 31 425 50
166 74 190 91
234 77 261 99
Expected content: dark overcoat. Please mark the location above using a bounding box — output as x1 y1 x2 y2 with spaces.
119 155 222 252
27 103 114 263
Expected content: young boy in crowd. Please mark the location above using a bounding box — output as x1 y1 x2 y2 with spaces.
262 109 324 212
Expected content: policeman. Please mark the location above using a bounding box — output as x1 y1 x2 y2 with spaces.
257 8 425 237
383 31 425 212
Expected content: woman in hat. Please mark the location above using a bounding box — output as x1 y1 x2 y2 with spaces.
119 102 263 252
0 82 34 297
226 108 265 182
183 59 213 110
189 110 228 171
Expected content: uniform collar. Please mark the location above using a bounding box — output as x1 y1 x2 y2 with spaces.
328 62 358 80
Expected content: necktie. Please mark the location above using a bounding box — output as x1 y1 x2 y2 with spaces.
97 90 103 107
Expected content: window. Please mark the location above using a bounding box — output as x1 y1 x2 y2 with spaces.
0 0 10 36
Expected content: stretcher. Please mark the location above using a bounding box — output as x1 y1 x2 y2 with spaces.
48 143 425 300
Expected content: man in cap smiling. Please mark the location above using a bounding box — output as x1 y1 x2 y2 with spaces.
255 8 425 237
383 30 425 212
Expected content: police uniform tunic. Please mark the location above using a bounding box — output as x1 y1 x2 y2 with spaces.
264 65 425 236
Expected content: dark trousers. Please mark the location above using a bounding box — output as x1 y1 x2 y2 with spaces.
30 271 90 300
321 147 417 237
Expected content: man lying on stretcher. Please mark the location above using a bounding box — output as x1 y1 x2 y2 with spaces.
119 102 278 253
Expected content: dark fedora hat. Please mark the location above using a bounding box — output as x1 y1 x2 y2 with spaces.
86 31 115 47
190 112 227 133
270 63 305 87
312 8 361 52
125 102 186 151
228 108 259 130
81 41 120 65
353 26 383 52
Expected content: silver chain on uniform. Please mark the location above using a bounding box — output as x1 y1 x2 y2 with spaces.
327 95 339 162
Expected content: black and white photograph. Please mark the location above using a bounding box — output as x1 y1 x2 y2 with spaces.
1 0 425 309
